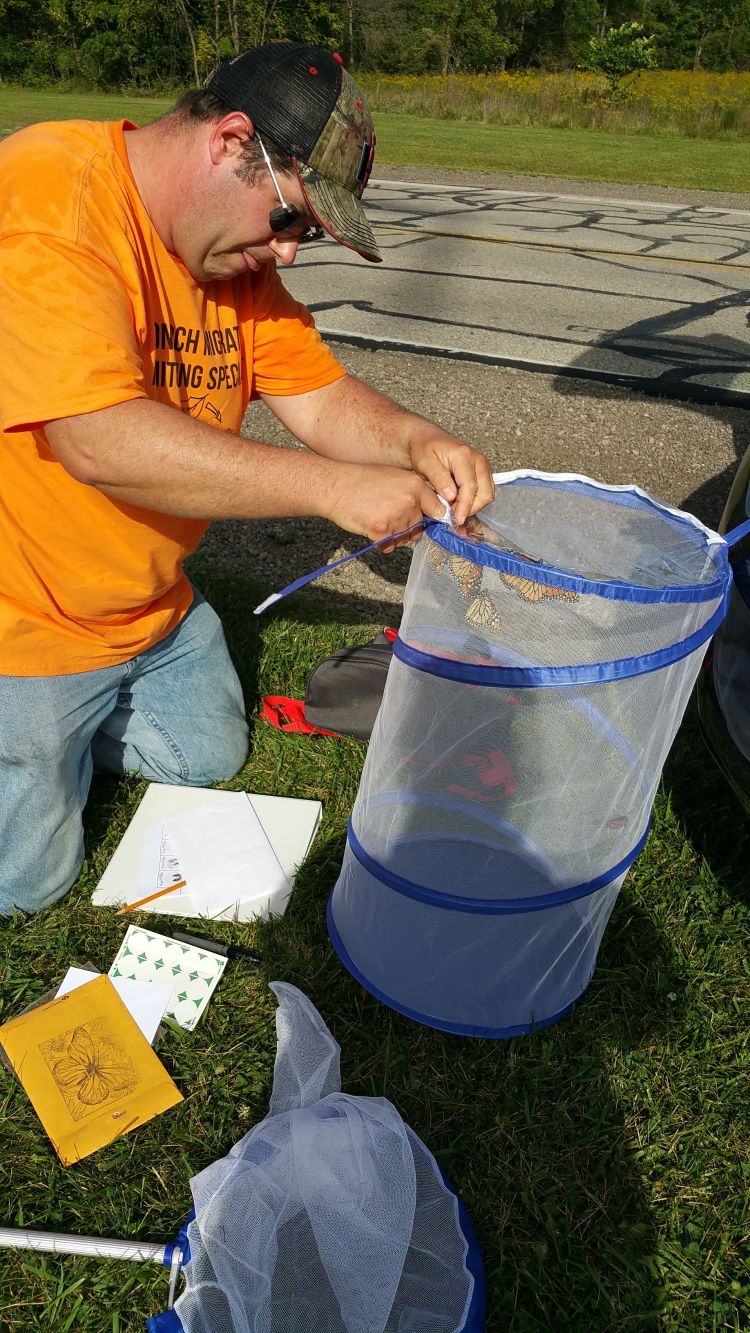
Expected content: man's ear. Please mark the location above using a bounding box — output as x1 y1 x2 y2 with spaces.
207 111 254 166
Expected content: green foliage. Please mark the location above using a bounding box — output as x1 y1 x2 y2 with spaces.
585 21 658 96
2 0 750 85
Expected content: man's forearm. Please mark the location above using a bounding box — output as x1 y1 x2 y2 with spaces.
46 397 346 520
262 373 445 469
45 394 451 542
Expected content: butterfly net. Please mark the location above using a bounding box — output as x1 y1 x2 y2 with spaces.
169 982 480 1333
328 471 730 1036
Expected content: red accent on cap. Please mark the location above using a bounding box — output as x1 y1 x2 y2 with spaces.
309 65 318 74
332 51 344 63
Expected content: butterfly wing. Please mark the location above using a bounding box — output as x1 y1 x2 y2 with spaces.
499 568 578 604
427 541 448 575
448 556 483 599
466 592 503 633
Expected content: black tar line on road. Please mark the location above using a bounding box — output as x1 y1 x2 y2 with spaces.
322 329 750 412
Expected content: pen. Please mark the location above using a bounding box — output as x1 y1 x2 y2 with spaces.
171 931 262 964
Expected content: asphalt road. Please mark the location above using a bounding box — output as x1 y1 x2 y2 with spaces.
282 177 750 405
198 171 750 617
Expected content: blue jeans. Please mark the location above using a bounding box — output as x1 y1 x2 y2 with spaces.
0 591 249 914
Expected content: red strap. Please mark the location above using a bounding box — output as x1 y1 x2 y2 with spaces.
260 696 342 738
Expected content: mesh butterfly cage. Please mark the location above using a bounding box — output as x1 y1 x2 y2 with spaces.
328 471 732 1037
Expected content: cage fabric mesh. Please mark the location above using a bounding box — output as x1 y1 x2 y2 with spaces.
328 471 731 1037
714 570 750 763
171 983 478 1333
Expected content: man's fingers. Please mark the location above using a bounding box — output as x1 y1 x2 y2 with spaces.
473 459 495 513
417 481 450 523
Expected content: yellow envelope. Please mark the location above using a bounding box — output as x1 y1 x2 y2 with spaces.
0 973 182 1166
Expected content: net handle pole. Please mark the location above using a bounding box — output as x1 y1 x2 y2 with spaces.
0 1226 167 1265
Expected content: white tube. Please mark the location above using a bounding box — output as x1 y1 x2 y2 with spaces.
0 1227 166 1264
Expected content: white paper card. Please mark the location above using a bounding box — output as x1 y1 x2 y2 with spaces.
55 967 173 1045
138 823 186 896
109 925 228 1031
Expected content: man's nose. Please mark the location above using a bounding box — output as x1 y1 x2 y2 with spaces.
268 236 300 266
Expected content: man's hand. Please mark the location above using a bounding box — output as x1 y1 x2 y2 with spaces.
323 463 449 548
264 377 495 527
408 427 495 528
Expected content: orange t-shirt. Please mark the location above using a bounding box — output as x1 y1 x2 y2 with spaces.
0 119 346 675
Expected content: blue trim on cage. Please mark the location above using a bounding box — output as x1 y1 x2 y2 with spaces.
511 477 719 541
501 474 704 525
385 633 654 798
327 896 586 1038
346 818 649 913
424 522 728 606
440 1169 488 1331
394 591 729 687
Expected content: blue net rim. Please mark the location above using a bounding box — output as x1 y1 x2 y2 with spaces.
425 477 730 607
148 1163 486 1332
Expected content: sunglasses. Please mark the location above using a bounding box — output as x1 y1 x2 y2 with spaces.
256 132 325 245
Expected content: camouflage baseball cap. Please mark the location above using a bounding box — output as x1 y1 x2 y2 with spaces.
207 43 380 263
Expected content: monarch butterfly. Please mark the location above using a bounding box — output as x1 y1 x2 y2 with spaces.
466 591 503 634
426 541 447 575
498 570 579 605
463 516 535 561
427 542 482 600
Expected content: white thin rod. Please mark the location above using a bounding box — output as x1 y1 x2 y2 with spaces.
0 1227 166 1264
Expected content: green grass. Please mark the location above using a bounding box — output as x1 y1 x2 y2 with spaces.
1 560 749 1330
0 87 744 191
376 115 746 192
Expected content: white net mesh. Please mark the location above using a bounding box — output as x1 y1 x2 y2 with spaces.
173 984 476 1332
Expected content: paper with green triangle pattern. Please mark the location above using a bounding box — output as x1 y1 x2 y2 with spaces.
109 925 228 1031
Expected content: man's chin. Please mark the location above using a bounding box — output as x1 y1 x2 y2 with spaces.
193 252 267 282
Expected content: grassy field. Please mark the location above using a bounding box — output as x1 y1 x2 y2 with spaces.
1 561 749 1330
0 86 745 191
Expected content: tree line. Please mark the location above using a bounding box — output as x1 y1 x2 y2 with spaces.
1 0 749 90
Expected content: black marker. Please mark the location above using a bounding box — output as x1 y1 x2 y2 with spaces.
171 930 261 965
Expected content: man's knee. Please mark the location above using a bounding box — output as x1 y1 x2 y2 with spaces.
95 713 249 786
0 831 84 915
178 719 250 785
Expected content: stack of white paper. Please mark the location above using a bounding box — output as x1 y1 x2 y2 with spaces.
92 784 323 922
